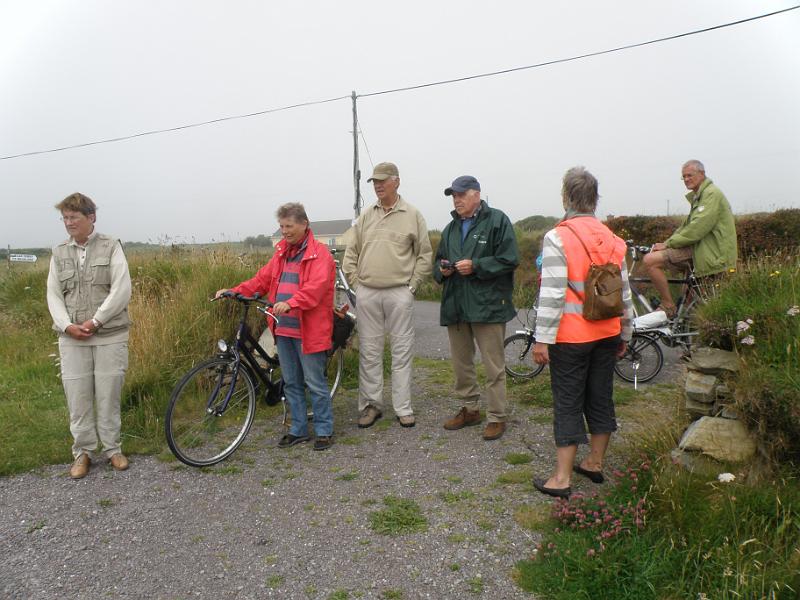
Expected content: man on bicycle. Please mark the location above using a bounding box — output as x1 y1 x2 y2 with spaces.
644 160 737 316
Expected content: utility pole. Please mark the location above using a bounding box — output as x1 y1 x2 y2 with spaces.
351 91 361 218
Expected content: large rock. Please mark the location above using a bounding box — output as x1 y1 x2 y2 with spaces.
679 417 756 463
670 448 721 476
685 398 716 418
688 348 740 375
685 371 718 404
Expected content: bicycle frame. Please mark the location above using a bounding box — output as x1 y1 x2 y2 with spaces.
212 294 282 411
624 241 705 351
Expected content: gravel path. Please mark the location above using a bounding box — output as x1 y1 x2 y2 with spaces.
2 376 553 599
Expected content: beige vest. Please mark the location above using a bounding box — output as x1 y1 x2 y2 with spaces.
51 234 130 335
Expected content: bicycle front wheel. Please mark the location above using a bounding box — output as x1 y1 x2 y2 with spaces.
504 333 545 379
165 357 257 467
614 334 664 383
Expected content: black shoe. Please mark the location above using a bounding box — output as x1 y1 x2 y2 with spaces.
573 465 604 484
278 434 310 448
533 478 571 499
313 436 333 451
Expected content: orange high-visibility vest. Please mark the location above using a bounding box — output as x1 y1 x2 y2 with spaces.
555 217 627 344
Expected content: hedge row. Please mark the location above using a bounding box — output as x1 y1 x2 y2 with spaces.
606 209 800 257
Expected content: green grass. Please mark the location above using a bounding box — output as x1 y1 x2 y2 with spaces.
439 490 476 504
496 468 531 485
368 495 428 536
515 450 800 599
503 452 532 465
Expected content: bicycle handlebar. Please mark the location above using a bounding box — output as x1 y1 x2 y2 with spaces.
625 240 652 256
211 291 273 306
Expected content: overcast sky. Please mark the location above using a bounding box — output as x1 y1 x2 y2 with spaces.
1 0 798 248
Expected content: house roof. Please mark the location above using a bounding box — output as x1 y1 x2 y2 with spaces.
271 219 352 237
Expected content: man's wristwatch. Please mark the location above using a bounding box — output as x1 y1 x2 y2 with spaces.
91 318 101 330
408 285 416 295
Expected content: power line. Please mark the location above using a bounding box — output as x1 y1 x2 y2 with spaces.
2 4 797 161
358 4 800 98
0 95 350 161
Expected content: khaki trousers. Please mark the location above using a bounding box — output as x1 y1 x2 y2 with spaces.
356 285 415 416
59 340 128 459
447 322 508 422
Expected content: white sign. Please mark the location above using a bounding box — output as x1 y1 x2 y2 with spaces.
10 254 38 263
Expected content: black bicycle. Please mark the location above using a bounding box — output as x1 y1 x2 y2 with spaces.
165 292 285 467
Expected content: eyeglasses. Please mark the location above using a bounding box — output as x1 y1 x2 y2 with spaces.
681 173 699 180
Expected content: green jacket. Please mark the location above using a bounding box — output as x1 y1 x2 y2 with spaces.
666 178 737 277
433 201 519 325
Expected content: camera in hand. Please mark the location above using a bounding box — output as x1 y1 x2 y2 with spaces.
440 259 453 270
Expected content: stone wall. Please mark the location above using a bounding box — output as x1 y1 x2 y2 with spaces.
675 347 756 465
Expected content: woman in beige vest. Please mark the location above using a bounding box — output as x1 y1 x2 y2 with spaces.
46 193 132 479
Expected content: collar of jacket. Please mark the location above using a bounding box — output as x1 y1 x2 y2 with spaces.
65 229 98 248
450 199 488 222
372 194 407 213
275 228 319 259
685 178 713 203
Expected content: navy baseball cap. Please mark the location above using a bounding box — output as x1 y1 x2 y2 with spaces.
444 175 481 196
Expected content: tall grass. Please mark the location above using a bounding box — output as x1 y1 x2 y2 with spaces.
0 246 342 473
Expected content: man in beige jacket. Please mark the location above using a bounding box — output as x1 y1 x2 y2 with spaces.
343 162 432 428
47 193 132 479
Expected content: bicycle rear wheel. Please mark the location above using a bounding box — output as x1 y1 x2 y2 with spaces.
504 333 545 379
614 334 663 383
326 347 345 401
165 357 257 467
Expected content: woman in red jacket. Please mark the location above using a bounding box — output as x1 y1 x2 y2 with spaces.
217 203 336 450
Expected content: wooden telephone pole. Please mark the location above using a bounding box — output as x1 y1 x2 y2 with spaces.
351 91 362 219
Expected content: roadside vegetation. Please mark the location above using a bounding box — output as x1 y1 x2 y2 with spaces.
515 251 800 600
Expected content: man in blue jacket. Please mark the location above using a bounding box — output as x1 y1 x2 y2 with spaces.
433 176 520 440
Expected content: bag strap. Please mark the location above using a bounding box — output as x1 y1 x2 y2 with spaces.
558 220 614 265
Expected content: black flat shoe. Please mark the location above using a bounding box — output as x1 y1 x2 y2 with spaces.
533 478 571 499
573 465 604 484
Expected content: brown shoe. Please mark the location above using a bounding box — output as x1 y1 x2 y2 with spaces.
397 415 416 428
443 407 481 430
109 453 129 471
69 454 91 479
357 406 382 428
483 422 506 440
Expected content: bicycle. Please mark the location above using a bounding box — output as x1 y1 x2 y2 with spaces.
614 240 708 385
165 292 285 467
504 301 545 379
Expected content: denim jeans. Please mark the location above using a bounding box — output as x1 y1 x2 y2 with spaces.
276 335 333 437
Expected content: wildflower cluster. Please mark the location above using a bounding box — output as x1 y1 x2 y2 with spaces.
533 459 652 559
736 318 755 346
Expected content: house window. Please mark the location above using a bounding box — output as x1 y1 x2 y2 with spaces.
329 238 336 247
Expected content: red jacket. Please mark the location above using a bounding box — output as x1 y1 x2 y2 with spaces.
232 229 335 354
